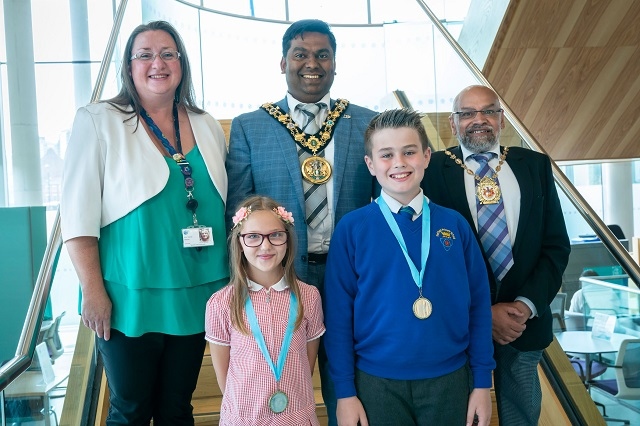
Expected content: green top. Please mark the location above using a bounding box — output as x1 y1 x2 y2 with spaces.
98 146 229 337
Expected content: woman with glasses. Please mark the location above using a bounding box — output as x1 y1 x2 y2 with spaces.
205 196 325 425
60 20 229 425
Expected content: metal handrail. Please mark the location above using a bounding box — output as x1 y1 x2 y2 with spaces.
413 0 640 288
580 276 640 294
90 0 129 104
0 0 129 394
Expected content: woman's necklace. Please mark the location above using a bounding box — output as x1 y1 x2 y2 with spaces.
444 146 509 205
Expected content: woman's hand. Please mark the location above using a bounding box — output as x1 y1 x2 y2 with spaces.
81 284 112 340
66 236 112 340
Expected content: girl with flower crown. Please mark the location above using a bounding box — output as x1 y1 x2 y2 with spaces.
205 195 325 425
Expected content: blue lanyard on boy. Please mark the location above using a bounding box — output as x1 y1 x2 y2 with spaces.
245 290 297 386
140 104 200 226
377 196 433 319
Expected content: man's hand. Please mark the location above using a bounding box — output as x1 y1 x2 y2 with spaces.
512 300 532 323
492 302 527 345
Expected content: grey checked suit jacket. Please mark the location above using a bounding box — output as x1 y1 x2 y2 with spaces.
226 98 377 282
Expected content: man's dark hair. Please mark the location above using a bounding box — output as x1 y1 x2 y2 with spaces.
282 19 337 57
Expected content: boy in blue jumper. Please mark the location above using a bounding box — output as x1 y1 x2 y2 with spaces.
324 109 495 426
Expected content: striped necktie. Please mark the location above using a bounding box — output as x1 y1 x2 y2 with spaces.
297 103 328 229
399 205 415 220
472 153 514 281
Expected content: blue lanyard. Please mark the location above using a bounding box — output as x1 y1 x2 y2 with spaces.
140 105 200 224
140 103 181 155
376 196 431 294
245 290 297 384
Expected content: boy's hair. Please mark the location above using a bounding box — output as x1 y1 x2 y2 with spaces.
364 108 430 157
228 195 303 334
282 19 337 58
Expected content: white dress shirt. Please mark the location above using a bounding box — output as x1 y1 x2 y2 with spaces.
458 143 536 317
379 189 426 221
287 92 334 254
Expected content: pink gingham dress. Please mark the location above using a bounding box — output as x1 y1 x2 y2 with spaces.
205 277 325 426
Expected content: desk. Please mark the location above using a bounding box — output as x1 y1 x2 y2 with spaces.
3 352 71 426
555 331 634 380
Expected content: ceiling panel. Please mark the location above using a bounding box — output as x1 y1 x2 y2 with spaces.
483 0 640 160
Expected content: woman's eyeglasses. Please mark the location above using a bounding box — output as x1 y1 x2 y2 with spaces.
130 50 181 62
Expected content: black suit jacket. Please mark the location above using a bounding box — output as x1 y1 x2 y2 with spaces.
422 146 570 351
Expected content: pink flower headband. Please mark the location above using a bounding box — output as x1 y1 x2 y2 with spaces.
231 206 295 230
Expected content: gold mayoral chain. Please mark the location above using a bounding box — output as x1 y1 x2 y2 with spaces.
262 99 349 185
444 147 510 205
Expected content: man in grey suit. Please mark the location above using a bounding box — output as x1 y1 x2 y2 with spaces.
225 19 377 425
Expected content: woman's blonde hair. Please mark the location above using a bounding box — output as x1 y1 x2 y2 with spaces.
228 196 303 334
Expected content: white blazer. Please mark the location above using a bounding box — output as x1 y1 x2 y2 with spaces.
60 102 227 242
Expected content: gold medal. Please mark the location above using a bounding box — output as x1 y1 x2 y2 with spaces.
413 297 432 319
476 176 501 204
301 155 332 184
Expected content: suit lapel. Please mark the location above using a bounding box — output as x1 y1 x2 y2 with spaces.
273 98 306 211
331 99 351 212
505 147 533 257
442 147 476 226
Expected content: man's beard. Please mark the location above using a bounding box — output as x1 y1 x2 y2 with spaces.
457 127 501 154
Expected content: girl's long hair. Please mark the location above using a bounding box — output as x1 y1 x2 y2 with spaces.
228 196 303 334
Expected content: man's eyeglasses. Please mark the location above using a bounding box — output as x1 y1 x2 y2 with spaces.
452 109 503 120
130 50 181 62
239 231 288 247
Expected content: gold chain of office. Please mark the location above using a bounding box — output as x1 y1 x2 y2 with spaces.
444 146 509 205
262 99 349 184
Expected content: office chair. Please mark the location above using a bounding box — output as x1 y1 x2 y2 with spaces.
591 338 640 425
569 358 609 416
551 292 567 332
42 312 65 363
564 311 587 331
5 397 59 426
606 224 626 240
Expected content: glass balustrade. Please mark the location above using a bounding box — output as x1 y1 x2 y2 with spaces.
2 0 639 425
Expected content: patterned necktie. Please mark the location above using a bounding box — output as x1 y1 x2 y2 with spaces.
399 205 415 220
297 103 328 229
472 153 514 281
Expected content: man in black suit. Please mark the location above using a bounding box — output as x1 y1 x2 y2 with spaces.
421 85 570 425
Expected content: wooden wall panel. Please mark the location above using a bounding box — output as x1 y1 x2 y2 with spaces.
483 0 640 160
